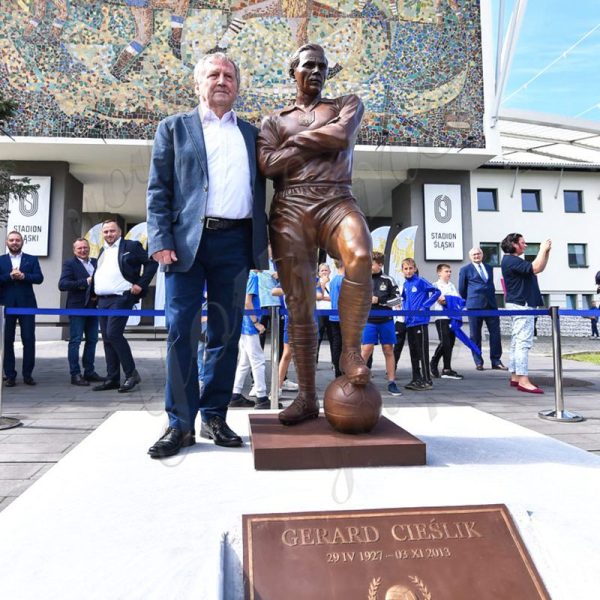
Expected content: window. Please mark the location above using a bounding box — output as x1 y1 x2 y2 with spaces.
480 242 500 267
477 189 498 211
541 294 550 308
566 294 578 309
568 243 587 268
564 190 583 213
521 189 541 212
523 243 540 263
583 294 595 309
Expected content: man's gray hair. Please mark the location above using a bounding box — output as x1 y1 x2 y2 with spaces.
469 246 483 257
193 53 241 86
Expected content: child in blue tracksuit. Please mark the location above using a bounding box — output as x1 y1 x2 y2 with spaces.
401 258 441 390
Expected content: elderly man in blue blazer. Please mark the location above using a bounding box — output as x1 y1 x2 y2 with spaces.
146 53 268 458
0 231 44 386
458 246 507 371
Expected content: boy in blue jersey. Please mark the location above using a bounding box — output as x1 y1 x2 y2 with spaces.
401 258 441 390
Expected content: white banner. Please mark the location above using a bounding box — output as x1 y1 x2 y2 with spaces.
423 184 463 260
388 226 418 286
370 226 390 254
7 176 51 256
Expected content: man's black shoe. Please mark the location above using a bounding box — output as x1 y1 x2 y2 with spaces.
5 378 16 387
148 427 195 459
430 362 440 378
118 370 141 393
475 364 484 371
229 393 255 408
93 380 120 391
491 362 508 371
84 372 104 383
71 374 90 386
24 377 36 386
200 416 243 447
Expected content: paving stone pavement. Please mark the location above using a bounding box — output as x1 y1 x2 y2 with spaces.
1 335 599 512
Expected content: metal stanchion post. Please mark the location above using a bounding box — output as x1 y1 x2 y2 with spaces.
0 307 23 430
539 305 584 422
269 305 280 409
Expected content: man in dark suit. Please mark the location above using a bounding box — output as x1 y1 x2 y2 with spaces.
146 53 268 458
58 238 103 386
92 219 157 393
458 246 507 371
0 231 44 386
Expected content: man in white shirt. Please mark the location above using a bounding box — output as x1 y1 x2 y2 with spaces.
92 219 157 393
146 54 268 458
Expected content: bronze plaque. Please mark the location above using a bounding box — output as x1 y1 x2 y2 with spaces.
243 504 550 599
248 414 425 471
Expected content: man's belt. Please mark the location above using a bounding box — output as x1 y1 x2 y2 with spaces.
204 217 251 231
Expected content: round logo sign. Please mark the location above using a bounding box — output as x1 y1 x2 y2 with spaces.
20 189 39 217
434 194 452 223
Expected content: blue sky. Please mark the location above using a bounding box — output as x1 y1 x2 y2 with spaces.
493 0 600 121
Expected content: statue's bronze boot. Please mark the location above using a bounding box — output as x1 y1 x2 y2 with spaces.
278 392 319 426
278 323 319 426
338 278 372 386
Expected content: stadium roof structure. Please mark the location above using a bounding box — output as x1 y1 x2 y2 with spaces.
491 109 600 169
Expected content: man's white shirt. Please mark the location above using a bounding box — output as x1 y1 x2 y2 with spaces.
199 105 252 220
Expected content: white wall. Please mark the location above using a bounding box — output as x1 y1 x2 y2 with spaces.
470 168 600 306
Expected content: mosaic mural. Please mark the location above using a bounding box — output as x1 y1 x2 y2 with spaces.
0 0 485 147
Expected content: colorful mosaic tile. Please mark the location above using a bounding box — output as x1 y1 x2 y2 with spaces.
0 0 485 147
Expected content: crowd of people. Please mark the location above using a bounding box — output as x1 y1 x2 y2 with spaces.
1 220 157 392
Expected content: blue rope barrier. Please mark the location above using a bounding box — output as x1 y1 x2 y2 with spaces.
6 306 590 318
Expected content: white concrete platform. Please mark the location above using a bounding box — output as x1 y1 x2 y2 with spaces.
0 407 599 600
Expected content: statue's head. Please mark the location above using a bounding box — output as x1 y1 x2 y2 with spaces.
289 44 328 96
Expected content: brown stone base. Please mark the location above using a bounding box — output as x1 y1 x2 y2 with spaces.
248 413 426 470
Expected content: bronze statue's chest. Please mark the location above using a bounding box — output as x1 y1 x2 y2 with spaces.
281 104 338 135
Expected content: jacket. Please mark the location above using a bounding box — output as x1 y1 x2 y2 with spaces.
146 109 268 272
458 262 498 310
401 275 441 327
368 271 399 323
59 257 97 308
0 253 43 308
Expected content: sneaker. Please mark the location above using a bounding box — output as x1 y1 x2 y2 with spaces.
421 380 433 389
248 386 257 397
441 369 463 380
229 393 255 408
282 379 299 391
404 380 426 391
255 397 283 410
254 396 270 410
430 362 440 378
387 381 403 396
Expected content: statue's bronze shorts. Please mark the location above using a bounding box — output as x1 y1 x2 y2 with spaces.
269 184 364 260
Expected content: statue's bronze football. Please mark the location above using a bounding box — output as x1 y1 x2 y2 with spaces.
323 375 382 434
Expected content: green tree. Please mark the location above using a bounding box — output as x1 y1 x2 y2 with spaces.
0 95 39 224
